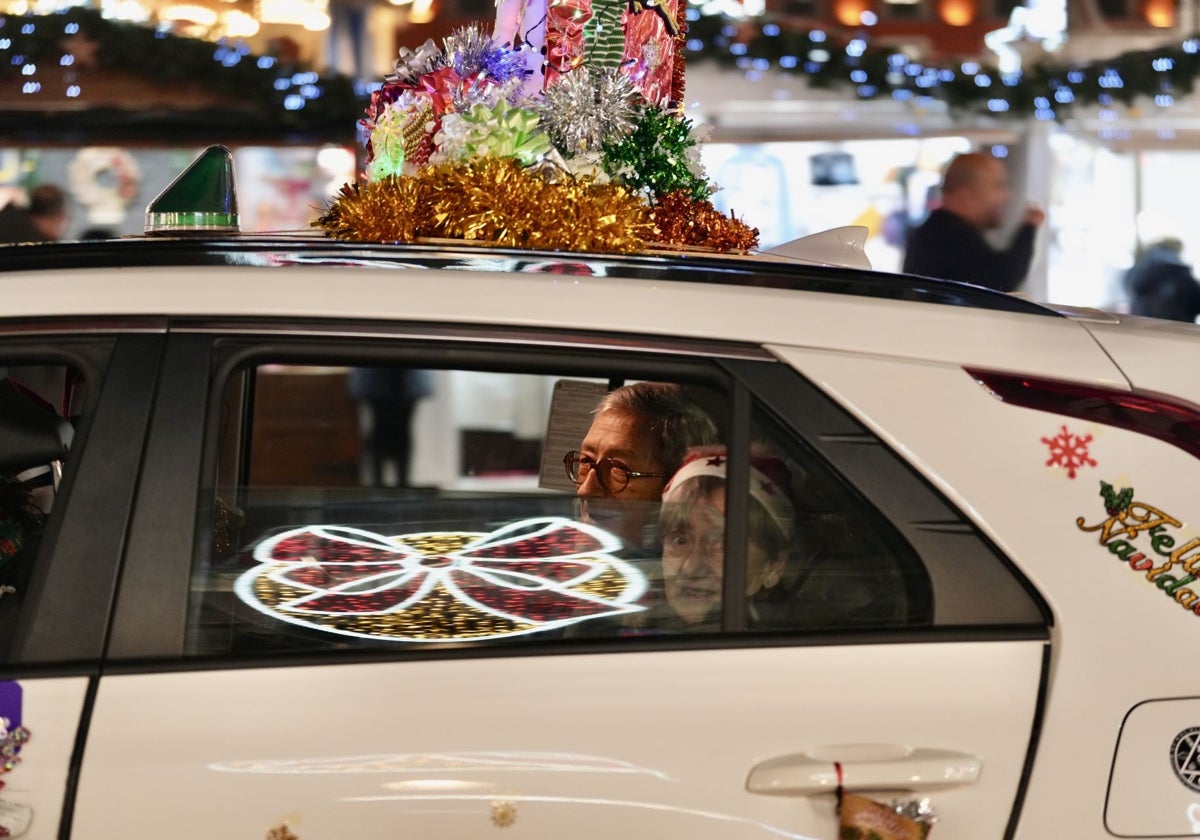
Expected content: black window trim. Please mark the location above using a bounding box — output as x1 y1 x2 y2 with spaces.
169 317 777 362
6 333 165 667
106 324 1050 668
724 357 1054 632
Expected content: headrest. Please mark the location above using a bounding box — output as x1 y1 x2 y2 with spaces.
0 379 73 474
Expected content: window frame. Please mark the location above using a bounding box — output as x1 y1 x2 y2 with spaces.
106 322 1050 668
724 356 1053 634
1 327 165 668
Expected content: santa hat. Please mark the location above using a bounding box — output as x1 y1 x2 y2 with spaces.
662 446 794 539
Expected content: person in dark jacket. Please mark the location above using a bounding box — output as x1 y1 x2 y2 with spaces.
0 185 69 245
902 152 1045 292
346 367 434 487
1124 237 1200 323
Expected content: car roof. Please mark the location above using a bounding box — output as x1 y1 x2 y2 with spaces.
0 235 1059 318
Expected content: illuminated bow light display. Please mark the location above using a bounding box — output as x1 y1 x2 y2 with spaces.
234 517 648 642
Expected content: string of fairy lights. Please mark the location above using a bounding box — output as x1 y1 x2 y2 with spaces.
683 8 1200 130
0 7 361 132
0 4 1197 134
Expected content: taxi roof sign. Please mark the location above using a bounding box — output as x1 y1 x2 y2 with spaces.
144 145 240 236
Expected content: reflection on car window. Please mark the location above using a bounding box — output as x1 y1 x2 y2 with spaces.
748 409 933 630
0 364 81 657
187 359 933 657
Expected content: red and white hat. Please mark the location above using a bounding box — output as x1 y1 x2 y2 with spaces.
662 445 794 538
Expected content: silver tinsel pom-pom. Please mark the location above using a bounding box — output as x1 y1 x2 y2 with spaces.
388 38 445 87
536 67 643 156
888 797 938 827
450 76 522 115
444 24 529 83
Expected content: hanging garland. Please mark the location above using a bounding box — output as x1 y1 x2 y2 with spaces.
0 8 362 134
0 7 1198 126
683 10 1200 120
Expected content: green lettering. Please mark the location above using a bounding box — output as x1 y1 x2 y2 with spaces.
1152 529 1177 556
1158 574 1196 594
1109 541 1138 560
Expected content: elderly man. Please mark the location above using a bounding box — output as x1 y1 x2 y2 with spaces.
564 382 718 553
902 152 1045 292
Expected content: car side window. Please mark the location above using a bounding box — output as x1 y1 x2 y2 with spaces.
186 348 1041 659
0 362 84 657
744 410 933 631
191 361 730 654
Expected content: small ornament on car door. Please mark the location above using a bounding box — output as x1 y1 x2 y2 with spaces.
491 800 518 827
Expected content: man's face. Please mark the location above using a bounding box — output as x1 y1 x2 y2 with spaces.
971 159 1013 230
575 407 668 551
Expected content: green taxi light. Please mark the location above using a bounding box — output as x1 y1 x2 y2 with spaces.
144 145 240 235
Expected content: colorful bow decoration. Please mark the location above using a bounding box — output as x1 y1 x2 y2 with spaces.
435 100 554 166
236 517 647 642
388 38 444 87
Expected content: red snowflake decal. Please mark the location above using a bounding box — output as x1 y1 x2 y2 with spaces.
1041 424 1096 478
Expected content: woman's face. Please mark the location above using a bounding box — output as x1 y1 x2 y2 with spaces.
661 487 782 625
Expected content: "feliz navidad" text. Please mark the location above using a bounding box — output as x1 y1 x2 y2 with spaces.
1077 482 1200 616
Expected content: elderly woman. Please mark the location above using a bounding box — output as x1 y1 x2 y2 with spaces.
658 444 795 628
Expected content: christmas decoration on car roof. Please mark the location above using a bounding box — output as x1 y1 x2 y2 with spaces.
314 1 761 254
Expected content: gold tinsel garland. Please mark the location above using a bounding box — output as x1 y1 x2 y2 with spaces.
316 157 655 254
316 158 760 254
650 190 760 253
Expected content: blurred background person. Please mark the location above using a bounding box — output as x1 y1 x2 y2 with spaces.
1124 236 1200 323
0 184 69 245
347 367 434 488
902 152 1044 292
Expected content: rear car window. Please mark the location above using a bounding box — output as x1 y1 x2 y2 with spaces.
184 346 1040 658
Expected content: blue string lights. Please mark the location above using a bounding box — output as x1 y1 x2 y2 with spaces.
685 11 1200 120
0 5 1196 131
0 7 360 134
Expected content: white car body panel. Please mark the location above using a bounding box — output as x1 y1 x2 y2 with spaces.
0 678 89 839
771 344 1200 836
1079 316 1200 401
10 245 1200 838
71 643 1042 839
1108 698 1200 836
4 266 1124 385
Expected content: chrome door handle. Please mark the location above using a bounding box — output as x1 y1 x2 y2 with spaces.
746 744 981 796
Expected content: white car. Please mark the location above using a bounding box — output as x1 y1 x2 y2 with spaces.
0 155 1198 840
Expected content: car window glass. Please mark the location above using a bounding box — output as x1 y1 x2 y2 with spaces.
187 357 957 659
0 363 83 656
744 409 933 631
189 363 731 655
651 407 931 635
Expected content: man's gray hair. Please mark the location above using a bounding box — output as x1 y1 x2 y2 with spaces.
596 382 719 475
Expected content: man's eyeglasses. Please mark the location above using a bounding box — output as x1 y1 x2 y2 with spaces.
563 451 668 493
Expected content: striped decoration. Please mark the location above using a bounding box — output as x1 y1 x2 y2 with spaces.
585 0 628 72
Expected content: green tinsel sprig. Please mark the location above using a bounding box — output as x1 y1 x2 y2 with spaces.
601 106 712 200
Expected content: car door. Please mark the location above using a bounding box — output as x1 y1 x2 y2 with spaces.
74 325 1049 840
0 329 163 839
